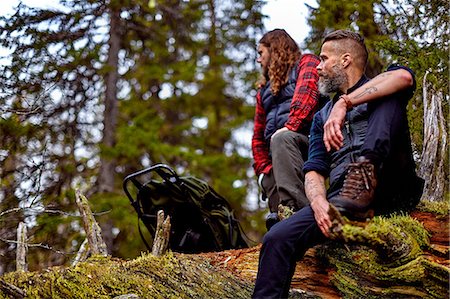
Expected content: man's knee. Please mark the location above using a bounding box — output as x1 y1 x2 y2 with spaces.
262 221 290 245
262 227 279 246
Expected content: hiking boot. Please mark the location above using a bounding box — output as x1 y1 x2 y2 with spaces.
329 157 377 220
265 212 280 231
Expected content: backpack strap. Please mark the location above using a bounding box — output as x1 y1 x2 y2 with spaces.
138 217 152 251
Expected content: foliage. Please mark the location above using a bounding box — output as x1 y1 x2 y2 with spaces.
0 0 265 272
304 0 385 77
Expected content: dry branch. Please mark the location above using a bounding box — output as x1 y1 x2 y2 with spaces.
71 239 89 267
75 189 108 256
0 279 26 299
15 223 27 272
152 210 171 257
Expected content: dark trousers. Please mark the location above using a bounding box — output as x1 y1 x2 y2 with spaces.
252 206 326 299
262 130 309 212
361 95 422 213
361 94 410 167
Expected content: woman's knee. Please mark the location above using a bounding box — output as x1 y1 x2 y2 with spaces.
271 130 294 145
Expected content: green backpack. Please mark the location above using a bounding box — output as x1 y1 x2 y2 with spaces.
123 164 249 253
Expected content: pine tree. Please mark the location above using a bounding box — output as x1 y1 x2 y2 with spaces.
0 0 264 271
304 0 385 77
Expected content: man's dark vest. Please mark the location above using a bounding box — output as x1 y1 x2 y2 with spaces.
260 64 300 143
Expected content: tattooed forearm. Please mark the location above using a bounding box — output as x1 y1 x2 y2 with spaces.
379 72 393 78
353 86 378 99
352 72 393 100
305 174 327 203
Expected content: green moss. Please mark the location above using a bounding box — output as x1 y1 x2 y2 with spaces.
321 213 449 299
417 199 450 216
0 253 253 299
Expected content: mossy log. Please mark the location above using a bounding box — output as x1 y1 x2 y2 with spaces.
0 253 253 299
203 201 450 299
0 202 448 298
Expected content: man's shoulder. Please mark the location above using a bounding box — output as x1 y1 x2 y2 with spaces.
385 63 414 74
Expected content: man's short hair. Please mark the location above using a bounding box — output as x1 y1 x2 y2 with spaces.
323 30 368 70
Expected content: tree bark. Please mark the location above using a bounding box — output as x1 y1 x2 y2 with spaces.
201 210 450 298
418 71 448 201
98 4 121 193
71 238 89 267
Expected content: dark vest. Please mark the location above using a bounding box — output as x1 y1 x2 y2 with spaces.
319 100 369 189
260 65 299 143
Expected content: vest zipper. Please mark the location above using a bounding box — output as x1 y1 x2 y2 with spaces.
344 116 356 163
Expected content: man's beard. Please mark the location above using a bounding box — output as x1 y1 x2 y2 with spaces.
318 64 348 95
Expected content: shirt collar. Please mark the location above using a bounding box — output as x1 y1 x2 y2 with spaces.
333 75 369 101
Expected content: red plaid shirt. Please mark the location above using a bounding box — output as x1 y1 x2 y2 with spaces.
252 54 320 176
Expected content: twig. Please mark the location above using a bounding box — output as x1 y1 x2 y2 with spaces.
71 238 89 266
0 237 72 256
0 279 26 299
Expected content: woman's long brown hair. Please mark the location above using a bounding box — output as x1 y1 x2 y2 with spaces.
258 29 301 95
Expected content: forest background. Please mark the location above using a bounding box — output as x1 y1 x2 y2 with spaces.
0 0 448 274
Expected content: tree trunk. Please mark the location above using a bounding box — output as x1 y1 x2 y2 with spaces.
418 71 448 201
98 5 121 193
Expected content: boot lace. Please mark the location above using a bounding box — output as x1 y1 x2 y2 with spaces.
339 162 375 200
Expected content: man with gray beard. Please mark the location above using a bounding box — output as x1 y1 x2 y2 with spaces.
252 30 423 298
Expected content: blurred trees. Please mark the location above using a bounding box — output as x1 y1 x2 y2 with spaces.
0 0 265 272
304 0 449 201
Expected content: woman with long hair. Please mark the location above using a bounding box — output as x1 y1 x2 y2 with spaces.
251 29 321 229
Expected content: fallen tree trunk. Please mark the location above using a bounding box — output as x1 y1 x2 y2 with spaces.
0 202 448 298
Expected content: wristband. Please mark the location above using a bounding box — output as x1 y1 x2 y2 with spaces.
339 95 353 111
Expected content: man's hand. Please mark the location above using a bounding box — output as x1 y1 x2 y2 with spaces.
271 127 289 141
323 96 348 151
310 197 332 237
305 171 331 237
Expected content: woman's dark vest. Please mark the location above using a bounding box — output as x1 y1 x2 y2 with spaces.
260 64 301 143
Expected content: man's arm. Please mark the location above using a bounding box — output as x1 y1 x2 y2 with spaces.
305 171 331 237
323 67 415 152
